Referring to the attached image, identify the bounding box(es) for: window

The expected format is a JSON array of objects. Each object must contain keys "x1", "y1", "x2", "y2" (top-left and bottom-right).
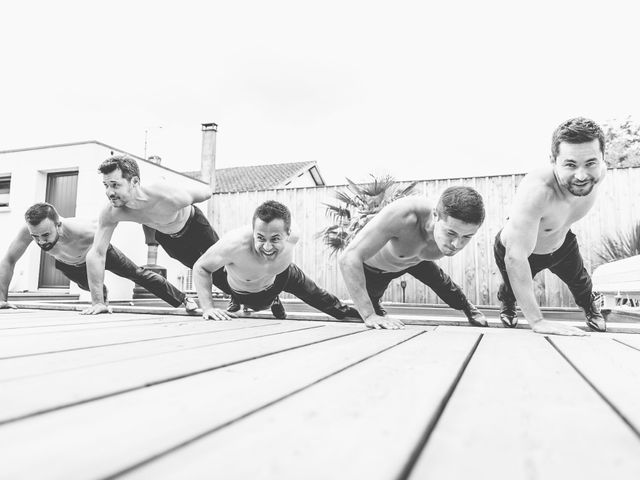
[{"x1": 0, "y1": 176, "x2": 10, "y2": 207}]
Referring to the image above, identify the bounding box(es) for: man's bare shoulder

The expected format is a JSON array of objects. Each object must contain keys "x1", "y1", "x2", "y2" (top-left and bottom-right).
[
  {"x1": 141, "y1": 177, "x2": 170, "y2": 193},
  {"x1": 349, "y1": 196, "x2": 426, "y2": 249},
  {"x1": 95, "y1": 203, "x2": 127, "y2": 224},
  {"x1": 141, "y1": 178, "x2": 191, "y2": 205},
  {"x1": 216, "y1": 226, "x2": 253, "y2": 253},
  {"x1": 14, "y1": 224, "x2": 33, "y2": 245},
  {"x1": 380, "y1": 195, "x2": 431, "y2": 224},
  {"x1": 61, "y1": 217, "x2": 97, "y2": 239},
  {"x1": 514, "y1": 166, "x2": 557, "y2": 207}
]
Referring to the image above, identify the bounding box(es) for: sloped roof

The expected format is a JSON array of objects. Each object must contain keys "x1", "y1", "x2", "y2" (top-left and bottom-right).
[
  {"x1": 0, "y1": 140, "x2": 209, "y2": 184},
  {"x1": 184, "y1": 161, "x2": 324, "y2": 193}
]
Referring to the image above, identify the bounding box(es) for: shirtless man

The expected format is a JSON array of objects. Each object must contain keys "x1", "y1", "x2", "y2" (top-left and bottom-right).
[
  {"x1": 495, "y1": 117, "x2": 607, "y2": 335},
  {"x1": 340, "y1": 186, "x2": 487, "y2": 330},
  {"x1": 84, "y1": 155, "x2": 218, "y2": 315},
  {"x1": 0, "y1": 203, "x2": 194, "y2": 311},
  {"x1": 193, "y1": 200, "x2": 360, "y2": 321}
]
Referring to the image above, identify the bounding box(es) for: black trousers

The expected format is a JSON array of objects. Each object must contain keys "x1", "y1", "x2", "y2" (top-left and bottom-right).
[
  {"x1": 211, "y1": 263, "x2": 358, "y2": 319},
  {"x1": 55, "y1": 244, "x2": 185, "y2": 307},
  {"x1": 363, "y1": 261, "x2": 470, "y2": 310},
  {"x1": 493, "y1": 230, "x2": 593, "y2": 309},
  {"x1": 154, "y1": 205, "x2": 220, "y2": 269}
]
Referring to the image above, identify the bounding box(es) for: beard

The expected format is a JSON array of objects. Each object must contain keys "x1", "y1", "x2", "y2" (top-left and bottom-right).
[
  {"x1": 39, "y1": 242, "x2": 55, "y2": 251},
  {"x1": 566, "y1": 179, "x2": 596, "y2": 197}
]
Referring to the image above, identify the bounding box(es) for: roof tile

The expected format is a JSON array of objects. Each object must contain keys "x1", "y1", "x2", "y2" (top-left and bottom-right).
[{"x1": 184, "y1": 161, "x2": 320, "y2": 193}]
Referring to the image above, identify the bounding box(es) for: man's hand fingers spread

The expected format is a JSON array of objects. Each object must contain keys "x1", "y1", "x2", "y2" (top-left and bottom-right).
[{"x1": 203, "y1": 308, "x2": 235, "y2": 321}]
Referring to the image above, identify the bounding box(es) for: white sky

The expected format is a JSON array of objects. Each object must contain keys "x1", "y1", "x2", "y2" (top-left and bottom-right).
[{"x1": 2, "y1": 0, "x2": 639, "y2": 185}]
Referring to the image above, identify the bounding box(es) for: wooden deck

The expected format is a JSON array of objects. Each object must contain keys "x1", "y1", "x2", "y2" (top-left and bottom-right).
[{"x1": 1, "y1": 308, "x2": 640, "y2": 480}]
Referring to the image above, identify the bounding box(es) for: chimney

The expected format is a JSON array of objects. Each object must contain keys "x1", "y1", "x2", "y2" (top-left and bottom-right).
[
  {"x1": 200, "y1": 122, "x2": 217, "y2": 192},
  {"x1": 201, "y1": 122, "x2": 218, "y2": 222}
]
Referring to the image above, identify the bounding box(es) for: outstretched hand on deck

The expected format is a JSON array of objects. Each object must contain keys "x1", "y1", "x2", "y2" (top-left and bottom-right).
[
  {"x1": 202, "y1": 307, "x2": 236, "y2": 321},
  {"x1": 532, "y1": 320, "x2": 588, "y2": 336},
  {"x1": 364, "y1": 313, "x2": 405, "y2": 330},
  {"x1": 80, "y1": 303, "x2": 112, "y2": 315}
]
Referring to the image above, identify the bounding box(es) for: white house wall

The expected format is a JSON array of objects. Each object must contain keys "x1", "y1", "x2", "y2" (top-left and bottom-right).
[{"x1": 0, "y1": 143, "x2": 210, "y2": 302}]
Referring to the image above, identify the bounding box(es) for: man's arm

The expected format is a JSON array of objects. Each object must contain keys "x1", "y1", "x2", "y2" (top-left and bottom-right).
[
  {"x1": 82, "y1": 208, "x2": 118, "y2": 315},
  {"x1": 339, "y1": 203, "x2": 408, "y2": 329},
  {"x1": 501, "y1": 199, "x2": 544, "y2": 325},
  {"x1": 193, "y1": 239, "x2": 235, "y2": 321},
  {"x1": 0, "y1": 227, "x2": 32, "y2": 308}
]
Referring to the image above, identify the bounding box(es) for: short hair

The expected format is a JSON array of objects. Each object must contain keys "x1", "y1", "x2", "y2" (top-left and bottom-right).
[
  {"x1": 24, "y1": 202, "x2": 60, "y2": 226},
  {"x1": 436, "y1": 186, "x2": 485, "y2": 225},
  {"x1": 551, "y1": 117, "x2": 605, "y2": 160},
  {"x1": 252, "y1": 200, "x2": 292, "y2": 231},
  {"x1": 98, "y1": 155, "x2": 140, "y2": 180}
]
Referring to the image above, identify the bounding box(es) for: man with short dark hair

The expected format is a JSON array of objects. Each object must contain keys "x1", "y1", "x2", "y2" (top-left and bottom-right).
[
  {"x1": 495, "y1": 117, "x2": 607, "y2": 335},
  {"x1": 0, "y1": 203, "x2": 195, "y2": 311},
  {"x1": 193, "y1": 200, "x2": 360, "y2": 321},
  {"x1": 340, "y1": 186, "x2": 487, "y2": 330},
  {"x1": 84, "y1": 155, "x2": 217, "y2": 314}
]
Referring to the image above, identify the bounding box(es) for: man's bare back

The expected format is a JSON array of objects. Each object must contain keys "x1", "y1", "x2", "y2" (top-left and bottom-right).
[
  {"x1": 365, "y1": 197, "x2": 444, "y2": 272},
  {"x1": 104, "y1": 179, "x2": 193, "y2": 234}
]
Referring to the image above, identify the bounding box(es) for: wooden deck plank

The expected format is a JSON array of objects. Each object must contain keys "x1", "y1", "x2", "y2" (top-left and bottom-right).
[
  {"x1": 0, "y1": 315, "x2": 201, "y2": 334},
  {"x1": 0, "y1": 322, "x2": 375, "y2": 423},
  {"x1": 0, "y1": 310, "x2": 83, "y2": 324},
  {"x1": 0, "y1": 312, "x2": 205, "y2": 330},
  {"x1": 0, "y1": 328, "x2": 425, "y2": 479},
  {"x1": 614, "y1": 335, "x2": 640, "y2": 350},
  {"x1": 0, "y1": 322, "x2": 321, "y2": 382},
  {"x1": 549, "y1": 336, "x2": 640, "y2": 434},
  {"x1": 0, "y1": 317, "x2": 280, "y2": 359},
  {"x1": 407, "y1": 333, "x2": 640, "y2": 480},
  {"x1": 120, "y1": 330, "x2": 481, "y2": 480}
]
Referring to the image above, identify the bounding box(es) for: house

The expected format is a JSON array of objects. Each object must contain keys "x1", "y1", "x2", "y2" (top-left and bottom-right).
[
  {"x1": 0, "y1": 140, "x2": 209, "y2": 302},
  {"x1": 183, "y1": 161, "x2": 325, "y2": 193}
]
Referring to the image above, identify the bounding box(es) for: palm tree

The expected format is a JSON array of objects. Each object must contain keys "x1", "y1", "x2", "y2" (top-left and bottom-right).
[
  {"x1": 594, "y1": 221, "x2": 640, "y2": 266},
  {"x1": 319, "y1": 175, "x2": 417, "y2": 255}
]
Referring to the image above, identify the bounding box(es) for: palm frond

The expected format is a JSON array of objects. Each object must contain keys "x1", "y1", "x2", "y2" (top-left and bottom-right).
[
  {"x1": 595, "y1": 222, "x2": 640, "y2": 266},
  {"x1": 345, "y1": 177, "x2": 368, "y2": 199},
  {"x1": 333, "y1": 190, "x2": 357, "y2": 207},
  {"x1": 395, "y1": 181, "x2": 418, "y2": 198},
  {"x1": 322, "y1": 203, "x2": 351, "y2": 223}
]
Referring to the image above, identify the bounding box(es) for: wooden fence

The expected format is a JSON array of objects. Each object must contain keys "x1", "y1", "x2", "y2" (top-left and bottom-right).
[{"x1": 210, "y1": 167, "x2": 640, "y2": 308}]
